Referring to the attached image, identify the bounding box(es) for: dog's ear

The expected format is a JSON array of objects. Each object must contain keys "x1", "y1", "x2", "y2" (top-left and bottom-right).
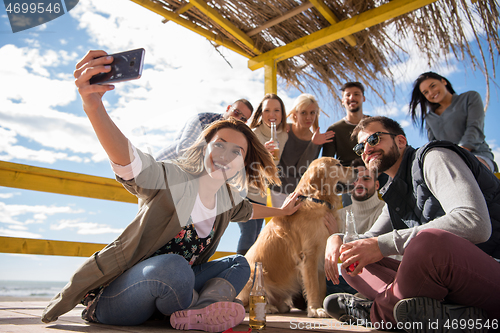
[{"x1": 297, "y1": 160, "x2": 327, "y2": 196}]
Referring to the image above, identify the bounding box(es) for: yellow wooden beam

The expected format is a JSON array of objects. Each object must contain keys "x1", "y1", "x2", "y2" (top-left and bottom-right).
[
  {"x1": 264, "y1": 60, "x2": 277, "y2": 94},
  {"x1": 0, "y1": 160, "x2": 137, "y2": 203},
  {"x1": 189, "y1": 0, "x2": 261, "y2": 55},
  {"x1": 129, "y1": 0, "x2": 252, "y2": 59},
  {"x1": 0, "y1": 236, "x2": 106, "y2": 257},
  {"x1": 176, "y1": 2, "x2": 194, "y2": 14},
  {"x1": 249, "y1": 0, "x2": 437, "y2": 70},
  {"x1": 0, "y1": 236, "x2": 236, "y2": 260},
  {"x1": 209, "y1": 251, "x2": 237, "y2": 261},
  {"x1": 309, "y1": 0, "x2": 357, "y2": 46}
]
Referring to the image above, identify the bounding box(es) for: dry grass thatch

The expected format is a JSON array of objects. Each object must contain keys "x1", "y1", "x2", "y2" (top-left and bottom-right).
[{"x1": 144, "y1": 0, "x2": 499, "y2": 108}]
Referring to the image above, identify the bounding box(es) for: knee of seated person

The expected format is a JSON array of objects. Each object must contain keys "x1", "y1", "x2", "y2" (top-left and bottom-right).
[
  {"x1": 405, "y1": 229, "x2": 456, "y2": 256},
  {"x1": 144, "y1": 254, "x2": 194, "y2": 283},
  {"x1": 233, "y1": 255, "x2": 250, "y2": 274}
]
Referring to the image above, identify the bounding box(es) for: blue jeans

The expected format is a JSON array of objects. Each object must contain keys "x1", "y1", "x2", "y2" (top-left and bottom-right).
[
  {"x1": 95, "y1": 253, "x2": 250, "y2": 325},
  {"x1": 237, "y1": 199, "x2": 265, "y2": 255},
  {"x1": 237, "y1": 218, "x2": 263, "y2": 255},
  {"x1": 326, "y1": 276, "x2": 357, "y2": 295}
]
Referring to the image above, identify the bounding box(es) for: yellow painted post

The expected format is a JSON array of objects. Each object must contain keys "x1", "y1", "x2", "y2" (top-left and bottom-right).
[
  {"x1": 264, "y1": 60, "x2": 277, "y2": 224},
  {"x1": 264, "y1": 60, "x2": 277, "y2": 94}
]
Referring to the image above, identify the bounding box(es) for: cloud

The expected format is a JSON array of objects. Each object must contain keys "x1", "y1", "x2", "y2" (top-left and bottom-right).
[
  {"x1": 400, "y1": 120, "x2": 411, "y2": 128},
  {"x1": 0, "y1": 202, "x2": 84, "y2": 227},
  {"x1": 0, "y1": 44, "x2": 104, "y2": 163},
  {"x1": 1, "y1": 0, "x2": 281, "y2": 164},
  {"x1": 0, "y1": 193, "x2": 20, "y2": 199},
  {"x1": 0, "y1": 227, "x2": 42, "y2": 238},
  {"x1": 50, "y1": 219, "x2": 123, "y2": 235},
  {"x1": 488, "y1": 139, "x2": 500, "y2": 167},
  {"x1": 372, "y1": 101, "x2": 402, "y2": 117},
  {"x1": 65, "y1": 0, "x2": 278, "y2": 156}
]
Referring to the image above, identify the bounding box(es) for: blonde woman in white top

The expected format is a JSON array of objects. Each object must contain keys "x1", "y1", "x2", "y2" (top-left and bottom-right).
[{"x1": 271, "y1": 93, "x2": 334, "y2": 207}]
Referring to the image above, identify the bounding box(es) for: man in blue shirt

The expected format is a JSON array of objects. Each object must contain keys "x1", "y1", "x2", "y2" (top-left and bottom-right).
[{"x1": 156, "y1": 99, "x2": 253, "y2": 161}]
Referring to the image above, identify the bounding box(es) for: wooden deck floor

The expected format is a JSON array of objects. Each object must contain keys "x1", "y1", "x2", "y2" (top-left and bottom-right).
[{"x1": 0, "y1": 299, "x2": 384, "y2": 333}]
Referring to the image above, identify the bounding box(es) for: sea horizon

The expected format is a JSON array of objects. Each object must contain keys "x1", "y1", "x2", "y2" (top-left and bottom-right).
[{"x1": 0, "y1": 280, "x2": 67, "y2": 299}]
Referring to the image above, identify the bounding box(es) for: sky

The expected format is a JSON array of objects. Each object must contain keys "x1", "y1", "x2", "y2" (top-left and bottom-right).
[{"x1": 0, "y1": 0, "x2": 499, "y2": 282}]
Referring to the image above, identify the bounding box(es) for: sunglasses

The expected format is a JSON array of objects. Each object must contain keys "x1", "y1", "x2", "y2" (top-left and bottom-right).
[
  {"x1": 231, "y1": 109, "x2": 248, "y2": 123},
  {"x1": 353, "y1": 132, "x2": 397, "y2": 156}
]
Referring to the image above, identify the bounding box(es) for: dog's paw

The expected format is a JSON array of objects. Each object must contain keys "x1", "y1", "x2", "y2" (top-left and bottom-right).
[
  {"x1": 307, "y1": 307, "x2": 329, "y2": 318},
  {"x1": 265, "y1": 304, "x2": 281, "y2": 314}
]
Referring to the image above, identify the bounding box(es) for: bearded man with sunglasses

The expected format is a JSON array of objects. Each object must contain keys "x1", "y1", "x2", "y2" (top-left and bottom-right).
[{"x1": 323, "y1": 116, "x2": 500, "y2": 332}]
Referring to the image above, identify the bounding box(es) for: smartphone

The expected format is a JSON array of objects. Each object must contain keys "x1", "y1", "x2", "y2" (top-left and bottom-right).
[{"x1": 89, "y1": 48, "x2": 145, "y2": 85}]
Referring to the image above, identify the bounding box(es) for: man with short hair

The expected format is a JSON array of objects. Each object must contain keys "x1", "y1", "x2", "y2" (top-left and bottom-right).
[
  {"x1": 323, "y1": 82, "x2": 372, "y2": 206},
  {"x1": 335, "y1": 162, "x2": 384, "y2": 235},
  {"x1": 323, "y1": 116, "x2": 500, "y2": 331},
  {"x1": 323, "y1": 161, "x2": 386, "y2": 297},
  {"x1": 156, "y1": 99, "x2": 253, "y2": 161},
  {"x1": 322, "y1": 82, "x2": 368, "y2": 167}
]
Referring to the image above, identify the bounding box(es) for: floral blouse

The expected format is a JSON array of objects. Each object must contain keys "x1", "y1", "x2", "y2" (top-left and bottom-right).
[{"x1": 148, "y1": 221, "x2": 215, "y2": 265}]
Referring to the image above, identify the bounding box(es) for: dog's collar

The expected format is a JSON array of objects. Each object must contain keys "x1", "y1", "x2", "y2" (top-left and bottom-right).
[{"x1": 297, "y1": 195, "x2": 333, "y2": 210}]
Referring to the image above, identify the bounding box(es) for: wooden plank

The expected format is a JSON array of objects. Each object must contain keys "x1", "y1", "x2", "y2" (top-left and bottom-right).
[
  {"x1": 0, "y1": 236, "x2": 105, "y2": 257},
  {"x1": 249, "y1": 0, "x2": 437, "y2": 70},
  {"x1": 247, "y1": 2, "x2": 314, "y2": 37},
  {"x1": 0, "y1": 236, "x2": 236, "y2": 260},
  {"x1": 0, "y1": 160, "x2": 137, "y2": 203}
]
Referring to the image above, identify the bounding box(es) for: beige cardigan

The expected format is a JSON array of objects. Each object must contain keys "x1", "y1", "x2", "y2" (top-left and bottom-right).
[
  {"x1": 247, "y1": 123, "x2": 288, "y2": 204},
  {"x1": 42, "y1": 149, "x2": 252, "y2": 323}
]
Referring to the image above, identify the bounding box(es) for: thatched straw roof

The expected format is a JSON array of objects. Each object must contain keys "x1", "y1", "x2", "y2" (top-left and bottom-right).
[{"x1": 133, "y1": 0, "x2": 499, "y2": 107}]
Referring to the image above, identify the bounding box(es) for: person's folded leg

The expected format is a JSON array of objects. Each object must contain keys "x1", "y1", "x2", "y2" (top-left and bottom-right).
[{"x1": 96, "y1": 254, "x2": 194, "y2": 325}]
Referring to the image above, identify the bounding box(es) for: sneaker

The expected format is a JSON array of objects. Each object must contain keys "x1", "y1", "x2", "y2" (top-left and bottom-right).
[
  {"x1": 170, "y1": 301, "x2": 245, "y2": 332},
  {"x1": 394, "y1": 297, "x2": 489, "y2": 333},
  {"x1": 323, "y1": 293, "x2": 372, "y2": 325}
]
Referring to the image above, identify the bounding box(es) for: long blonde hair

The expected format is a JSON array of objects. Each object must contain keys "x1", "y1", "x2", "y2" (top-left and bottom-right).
[
  {"x1": 287, "y1": 93, "x2": 320, "y2": 131},
  {"x1": 174, "y1": 119, "x2": 280, "y2": 195}
]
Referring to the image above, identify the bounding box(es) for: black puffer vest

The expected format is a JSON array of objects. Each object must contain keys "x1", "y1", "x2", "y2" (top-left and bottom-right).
[{"x1": 382, "y1": 141, "x2": 500, "y2": 258}]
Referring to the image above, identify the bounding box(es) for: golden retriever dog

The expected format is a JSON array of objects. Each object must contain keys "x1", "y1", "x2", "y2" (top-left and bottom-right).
[{"x1": 237, "y1": 157, "x2": 357, "y2": 318}]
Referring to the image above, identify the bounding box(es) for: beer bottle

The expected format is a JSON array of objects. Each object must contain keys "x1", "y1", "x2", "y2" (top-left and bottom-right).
[
  {"x1": 343, "y1": 210, "x2": 359, "y2": 272},
  {"x1": 269, "y1": 120, "x2": 279, "y2": 161},
  {"x1": 249, "y1": 262, "x2": 266, "y2": 329}
]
